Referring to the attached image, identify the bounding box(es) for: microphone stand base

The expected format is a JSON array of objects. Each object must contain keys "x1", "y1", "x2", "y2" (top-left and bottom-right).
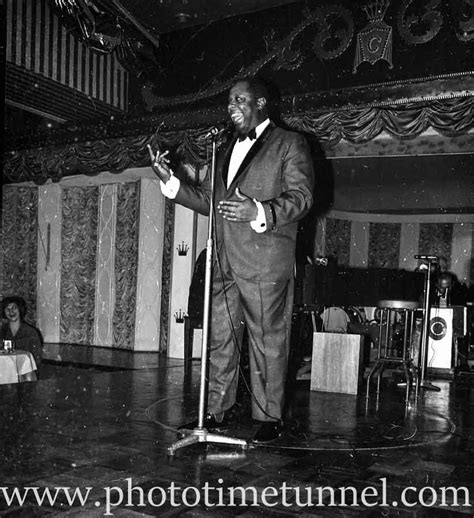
[
  {"x1": 168, "y1": 427, "x2": 248, "y2": 456},
  {"x1": 419, "y1": 380, "x2": 441, "y2": 392}
]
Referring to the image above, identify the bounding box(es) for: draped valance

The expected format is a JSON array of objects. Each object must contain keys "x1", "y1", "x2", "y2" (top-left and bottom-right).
[{"x1": 4, "y1": 95, "x2": 473, "y2": 185}]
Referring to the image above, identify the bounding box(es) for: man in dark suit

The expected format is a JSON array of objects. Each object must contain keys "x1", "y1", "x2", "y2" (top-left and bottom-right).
[{"x1": 150, "y1": 76, "x2": 314, "y2": 442}]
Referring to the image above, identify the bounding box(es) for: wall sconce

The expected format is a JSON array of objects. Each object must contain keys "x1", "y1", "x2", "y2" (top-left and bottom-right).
[
  {"x1": 176, "y1": 241, "x2": 189, "y2": 256},
  {"x1": 174, "y1": 309, "x2": 187, "y2": 323}
]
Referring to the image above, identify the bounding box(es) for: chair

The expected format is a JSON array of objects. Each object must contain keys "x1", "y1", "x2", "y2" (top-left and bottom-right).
[{"x1": 365, "y1": 299, "x2": 419, "y2": 403}]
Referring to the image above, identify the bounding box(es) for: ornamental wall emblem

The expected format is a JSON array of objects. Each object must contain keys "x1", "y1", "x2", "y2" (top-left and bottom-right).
[
  {"x1": 353, "y1": 0, "x2": 393, "y2": 73},
  {"x1": 397, "y1": 0, "x2": 443, "y2": 45},
  {"x1": 312, "y1": 4, "x2": 354, "y2": 60}
]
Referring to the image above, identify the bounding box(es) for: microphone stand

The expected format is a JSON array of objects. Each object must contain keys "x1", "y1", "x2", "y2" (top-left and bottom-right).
[
  {"x1": 168, "y1": 129, "x2": 248, "y2": 455},
  {"x1": 418, "y1": 257, "x2": 441, "y2": 392}
]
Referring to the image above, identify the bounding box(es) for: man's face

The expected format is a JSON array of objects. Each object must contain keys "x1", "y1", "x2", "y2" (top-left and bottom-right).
[
  {"x1": 4, "y1": 303, "x2": 20, "y2": 322},
  {"x1": 228, "y1": 81, "x2": 265, "y2": 135}
]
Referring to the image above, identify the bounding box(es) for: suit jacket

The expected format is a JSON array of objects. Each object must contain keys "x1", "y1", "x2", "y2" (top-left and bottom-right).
[{"x1": 175, "y1": 121, "x2": 314, "y2": 282}]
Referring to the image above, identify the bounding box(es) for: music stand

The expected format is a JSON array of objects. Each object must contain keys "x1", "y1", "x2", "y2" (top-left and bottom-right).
[
  {"x1": 418, "y1": 257, "x2": 441, "y2": 392},
  {"x1": 168, "y1": 129, "x2": 248, "y2": 455}
]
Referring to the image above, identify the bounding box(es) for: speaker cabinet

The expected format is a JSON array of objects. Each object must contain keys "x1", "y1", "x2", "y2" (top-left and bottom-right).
[{"x1": 427, "y1": 307, "x2": 454, "y2": 370}]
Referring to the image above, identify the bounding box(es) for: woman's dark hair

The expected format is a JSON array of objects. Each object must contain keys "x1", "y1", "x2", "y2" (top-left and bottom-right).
[{"x1": 2, "y1": 296, "x2": 27, "y2": 320}]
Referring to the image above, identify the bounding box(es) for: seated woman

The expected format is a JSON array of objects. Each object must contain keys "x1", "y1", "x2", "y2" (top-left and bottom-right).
[{"x1": 2, "y1": 296, "x2": 43, "y2": 376}]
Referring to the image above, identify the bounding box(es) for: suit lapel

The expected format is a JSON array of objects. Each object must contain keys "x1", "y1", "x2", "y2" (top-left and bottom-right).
[
  {"x1": 221, "y1": 138, "x2": 237, "y2": 189},
  {"x1": 226, "y1": 122, "x2": 275, "y2": 191}
]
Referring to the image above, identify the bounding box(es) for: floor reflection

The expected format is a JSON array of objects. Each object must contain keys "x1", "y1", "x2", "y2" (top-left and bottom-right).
[{"x1": 0, "y1": 359, "x2": 473, "y2": 516}]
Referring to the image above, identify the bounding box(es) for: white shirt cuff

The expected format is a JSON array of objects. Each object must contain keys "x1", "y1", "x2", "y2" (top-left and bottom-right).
[
  {"x1": 160, "y1": 174, "x2": 180, "y2": 199},
  {"x1": 250, "y1": 200, "x2": 267, "y2": 233}
]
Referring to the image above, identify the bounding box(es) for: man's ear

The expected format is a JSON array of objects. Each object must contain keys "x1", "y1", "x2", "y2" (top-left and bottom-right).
[{"x1": 257, "y1": 97, "x2": 267, "y2": 111}]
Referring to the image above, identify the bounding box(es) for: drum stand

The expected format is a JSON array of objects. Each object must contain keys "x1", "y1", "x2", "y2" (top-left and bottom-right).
[
  {"x1": 168, "y1": 129, "x2": 248, "y2": 456},
  {"x1": 418, "y1": 257, "x2": 441, "y2": 392}
]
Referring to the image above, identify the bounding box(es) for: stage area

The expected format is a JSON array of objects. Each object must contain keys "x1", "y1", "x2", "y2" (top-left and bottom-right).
[{"x1": 1, "y1": 351, "x2": 473, "y2": 516}]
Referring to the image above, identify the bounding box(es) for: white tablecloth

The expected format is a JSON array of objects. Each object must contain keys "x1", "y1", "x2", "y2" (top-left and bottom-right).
[{"x1": 0, "y1": 350, "x2": 38, "y2": 385}]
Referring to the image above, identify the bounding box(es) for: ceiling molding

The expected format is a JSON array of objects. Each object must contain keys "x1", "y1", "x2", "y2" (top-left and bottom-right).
[{"x1": 284, "y1": 72, "x2": 474, "y2": 114}]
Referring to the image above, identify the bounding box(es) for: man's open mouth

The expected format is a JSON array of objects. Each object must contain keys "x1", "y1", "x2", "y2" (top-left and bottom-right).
[{"x1": 230, "y1": 112, "x2": 243, "y2": 124}]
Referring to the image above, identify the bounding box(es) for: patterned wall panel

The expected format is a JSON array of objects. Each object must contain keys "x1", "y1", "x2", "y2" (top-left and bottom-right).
[
  {"x1": 37, "y1": 184, "x2": 62, "y2": 343},
  {"x1": 134, "y1": 178, "x2": 165, "y2": 351},
  {"x1": 159, "y1": 199, "x2": 175, "y2": 353},
  {"x1": 323, "y1": 212, "x2": 472, "y2": 285},
  {"x1": 94, "y1": 184, "x2": 117, "y2": 346},
  {"x1": 419, "y1": 223, "x2": 454, "y2": 270},
  {"x1": 112, "y1": 181, "x2": 140, "y2": 349},
  {"x1": 1, "y1": 186, "x2": 38, "y2": 323},
  {"x1": 60, "y1": 186, "x2": 98, "y2": 344},
  {"x1": 325, "y1": 217, "x2": 351, "y2": 266},
  {"x1": 368, "y1": 222, "x2": 401, "y2": 268}
]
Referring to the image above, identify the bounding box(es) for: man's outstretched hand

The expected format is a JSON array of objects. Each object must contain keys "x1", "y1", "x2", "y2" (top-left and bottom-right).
[{"x1": 147, "y1": 144, "x2": 172, "y2": 184}]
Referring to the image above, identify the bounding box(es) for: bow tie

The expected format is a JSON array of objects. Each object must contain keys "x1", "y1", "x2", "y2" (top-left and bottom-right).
[{"x1": 237, "y1": 128, "x2": 257, "y2": 142}]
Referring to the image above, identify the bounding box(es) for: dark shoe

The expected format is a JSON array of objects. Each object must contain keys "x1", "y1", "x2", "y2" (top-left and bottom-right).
[
  {"x1": 178, "y1": 412, "x2": 227, "y2": 432},
  {"x1": 252, "y1": 421, "x2": 283, "y2": 443}
]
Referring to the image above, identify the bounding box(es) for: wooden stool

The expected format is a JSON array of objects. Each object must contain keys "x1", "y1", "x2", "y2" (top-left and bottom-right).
[{"x1": 366, "y1": 300, "x2": 419, "y2": 403}]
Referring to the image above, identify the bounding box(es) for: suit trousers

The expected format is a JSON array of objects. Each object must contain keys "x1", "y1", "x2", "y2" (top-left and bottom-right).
[{"x1": 207, "y1": 256, "x2": 294, "y2": 422}]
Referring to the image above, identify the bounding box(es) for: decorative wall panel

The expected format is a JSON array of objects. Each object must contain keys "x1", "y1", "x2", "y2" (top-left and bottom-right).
[
  {"x1": 325, "y1": 218, "x2": 351, "y2": 267},
  {"x1": 168, "y1": 203, "x2": 195, "y2": 359},
  {"x1": 350, "y1": 222, "x2": 369, "y2": 268},
  {"x1": 134, "y1": 178, "x2": 165, "y2": 352},
  {"x1": 1, "y1": 186, "x2": 38, "y2": 323},
  {"x1": 451, "y1": 223, "x2": 473, "y2": 286},
  {"x1": 399, "y1": 222, "x2": 419, "y2": 272},
  {"x1": 419, "y1": 223, "x2": 454, "y2": 270},
  {"x1": 368, "y1": 223, "x2": 401, "y2": 269},
  {"x1": 112, "y1": 181, "x2": 140, "y2": 349},
  {"x1": 94, "y1": 184, "x2": 117, "y2": 347},
  {"x1": 321, "y1": 212, "x2": 472, "y2": 285},
  {"x1": 37, "y1": 184, "x2": 62, "y2": 343},
  {"x1": 60, "y1": 186, "x2": 98, "y2": 344},
  {"x1": 159, "y1": 199, "x2": 175, "y2": 353}
]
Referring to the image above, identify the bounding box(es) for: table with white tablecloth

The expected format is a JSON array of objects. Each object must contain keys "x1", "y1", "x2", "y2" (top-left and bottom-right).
[{"x1": 0, "y1": 350, "x2": 38, "y2": 384}]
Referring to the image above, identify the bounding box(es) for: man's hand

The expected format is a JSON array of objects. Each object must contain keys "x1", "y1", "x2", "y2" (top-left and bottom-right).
[
  {"x1": 147, "y1": 144, "x2": 172, "y2": 184},
  {"x1": 218, "y1": 188, "x2": 258, "y2": 222}
]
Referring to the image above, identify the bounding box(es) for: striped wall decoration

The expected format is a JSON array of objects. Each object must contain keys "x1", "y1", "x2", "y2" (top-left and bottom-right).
[
  {"x1": 6, "y1": 0, "x2": 128, "y2": 112},
  {"x1": 318, "y1": 212, "x2": 473, "y2": 285}
]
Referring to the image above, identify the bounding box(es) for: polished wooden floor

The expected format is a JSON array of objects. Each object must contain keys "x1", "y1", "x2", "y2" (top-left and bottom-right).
[{"x1": 1, "y1": 351, "x2": 473, "y2": 517}]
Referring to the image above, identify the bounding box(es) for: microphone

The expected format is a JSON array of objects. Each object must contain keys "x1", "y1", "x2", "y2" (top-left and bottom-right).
[
  {"x1": 203, "y1": 124, "x2": 227, "y2": 139},
  {"x1": 414, "y1": 255, "x2": 438, "y2": 260}
]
